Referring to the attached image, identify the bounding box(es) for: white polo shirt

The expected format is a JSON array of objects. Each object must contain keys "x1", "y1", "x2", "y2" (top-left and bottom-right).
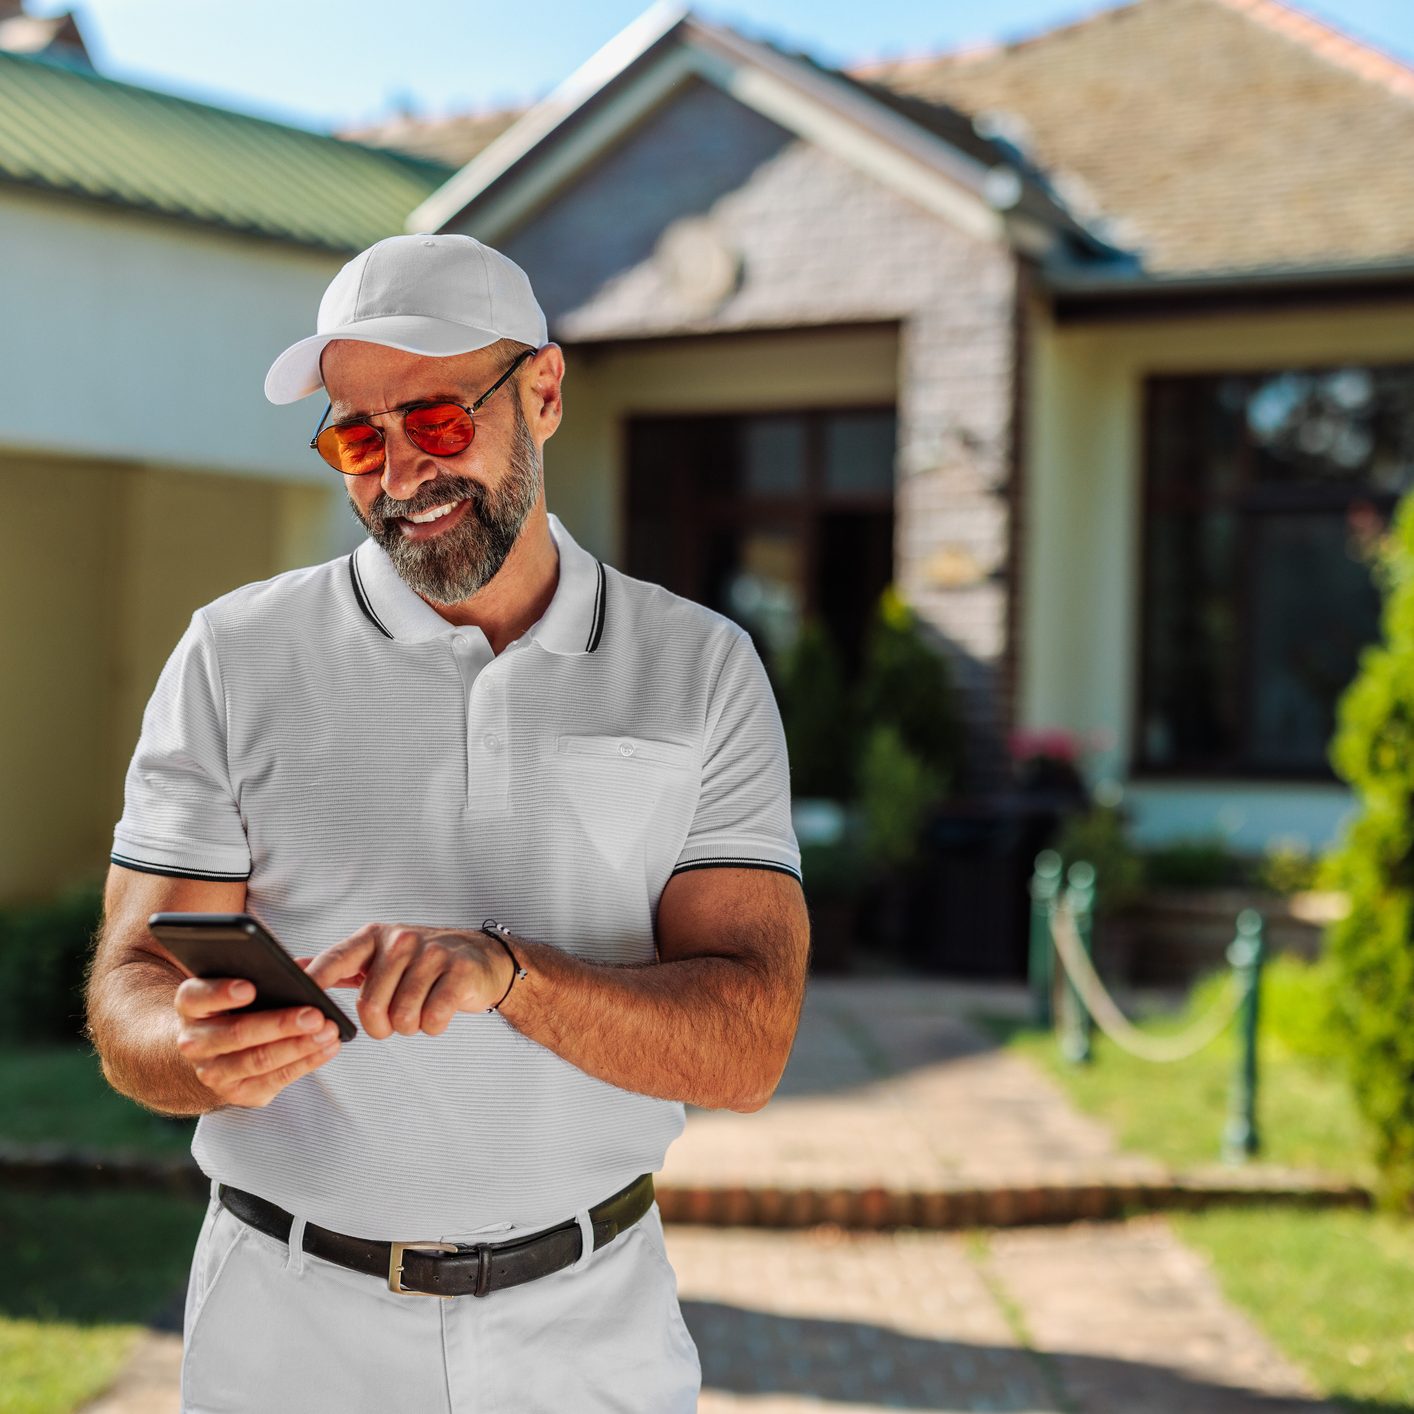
[{"x1": 111, "y1": 509, "x2": 801, "y2": 1241}]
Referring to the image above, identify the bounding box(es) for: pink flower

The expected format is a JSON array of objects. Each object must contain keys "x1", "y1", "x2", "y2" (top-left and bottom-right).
[{"x1": 1008, "y1": 728, "x2": 1080, "y2": 763}]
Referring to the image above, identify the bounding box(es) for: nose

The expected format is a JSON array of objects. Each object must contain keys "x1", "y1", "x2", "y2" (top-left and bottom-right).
[{"x1": 377, "y1": 419, "x2": 441, "y2": 504}]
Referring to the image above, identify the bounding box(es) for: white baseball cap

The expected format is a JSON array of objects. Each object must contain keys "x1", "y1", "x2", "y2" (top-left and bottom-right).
[{"x1": 263, "y1": 232, "x2": 548, "y2": 405}]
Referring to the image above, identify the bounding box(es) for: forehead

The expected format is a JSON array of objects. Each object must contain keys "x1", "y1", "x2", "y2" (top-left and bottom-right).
[{"x1": 320, "y1": 340, "x2": 500, "y2": 417}]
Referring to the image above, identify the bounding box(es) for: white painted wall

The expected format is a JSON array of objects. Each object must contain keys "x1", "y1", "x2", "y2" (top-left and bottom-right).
[{"x1": 0, "y1": 185, "x2": 347, "y2": 488}]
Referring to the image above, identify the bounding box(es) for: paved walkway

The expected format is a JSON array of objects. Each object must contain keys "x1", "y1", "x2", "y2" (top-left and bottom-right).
[
  {"x1": 80, "y1": 976, "x2": 1340, "y2": 1414},
  {"x1": 663, "y1": 977, "x2": 1168, "y2": 1194}
]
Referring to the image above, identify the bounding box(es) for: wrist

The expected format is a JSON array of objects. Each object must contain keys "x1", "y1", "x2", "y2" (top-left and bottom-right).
[{"x1": 480, "y1": 920, "x2": 527, "y2": 1013}]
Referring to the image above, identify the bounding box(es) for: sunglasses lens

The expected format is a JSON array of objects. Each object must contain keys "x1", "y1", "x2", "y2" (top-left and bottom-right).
[
  {"x1": 316, "y1": 422, "x2": 384, "y2": 475},
  {"x1": 404, "y1": 404, "x2": 475, "y2": 457}
]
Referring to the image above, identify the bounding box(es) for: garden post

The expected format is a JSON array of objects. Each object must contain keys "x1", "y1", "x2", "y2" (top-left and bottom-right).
[
  {"x1": 1029, "y1": 850, "x2": 1063, "y2": 1027},
  {"x1": 1059, "y1": 860, "x2": 1096, "y2": 1064},
  {"x1": 1222, "y1": 908, "x2": 1264, "y2": 1163}
]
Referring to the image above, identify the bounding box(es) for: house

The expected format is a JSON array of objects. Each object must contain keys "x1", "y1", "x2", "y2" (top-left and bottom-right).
[
  {"x1": 0, "y1": 29, "x2": 456, "y2": 901},
  {"x1": 5, "y1": 0, "x2": 1412, "y2": 909},
  {"x1": 348, "y1": 0, "x2": 1414, "y2": 856}
]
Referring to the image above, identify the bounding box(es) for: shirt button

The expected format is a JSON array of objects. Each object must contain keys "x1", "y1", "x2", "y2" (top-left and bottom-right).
[
  {"x1": 618, "y1": 741, "x2": 635, "y2": 757},
  {"x1": 483, "y1": 733, "x2": 502, "y2": 753}
]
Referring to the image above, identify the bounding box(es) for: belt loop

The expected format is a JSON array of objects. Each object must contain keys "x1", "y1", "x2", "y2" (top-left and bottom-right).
[
  {"x1": 566, "y1": 1209, "x2": 596, "y2": 1275},
  {"x1": 285, "y1": 1215, "x2": 308, "y2": 1276}
]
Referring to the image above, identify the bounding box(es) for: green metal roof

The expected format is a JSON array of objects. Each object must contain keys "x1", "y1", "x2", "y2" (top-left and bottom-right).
[{"x1": 0, "y1": 49, "x2": 458, "y2": 251}]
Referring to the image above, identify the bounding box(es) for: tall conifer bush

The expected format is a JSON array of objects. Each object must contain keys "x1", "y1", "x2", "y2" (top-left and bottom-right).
[{"x1": 1325, "y1": 491, "x2": 1414, "y2": 1209}]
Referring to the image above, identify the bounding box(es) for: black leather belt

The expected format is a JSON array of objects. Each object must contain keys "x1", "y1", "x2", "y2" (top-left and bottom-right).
[{"x1": 217, "y1": 1172, "x2": 655, "y2": 1298}]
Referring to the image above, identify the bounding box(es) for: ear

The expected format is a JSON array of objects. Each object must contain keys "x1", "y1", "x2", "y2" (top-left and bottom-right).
[{"x1": 522, "y1": 343, "x2": 565, "y2": 438}]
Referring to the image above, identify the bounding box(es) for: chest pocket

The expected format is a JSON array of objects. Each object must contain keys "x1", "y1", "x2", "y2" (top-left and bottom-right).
[{"x1": 554, "y1": 735, "x2": 698, "y2": 870}]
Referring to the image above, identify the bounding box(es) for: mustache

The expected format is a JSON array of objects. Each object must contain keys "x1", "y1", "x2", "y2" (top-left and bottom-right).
[{"x1": 375, "y1": 479, "x2": 482, "y2": 522}]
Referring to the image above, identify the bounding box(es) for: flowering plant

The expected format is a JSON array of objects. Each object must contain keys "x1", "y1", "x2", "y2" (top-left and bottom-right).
[
  {"x1": 1007, "y1": 728, "x2": 1081, "y2": 764},
  {"x1": 1007, "y1": 726, "x2": 1113, "y2": 800}
]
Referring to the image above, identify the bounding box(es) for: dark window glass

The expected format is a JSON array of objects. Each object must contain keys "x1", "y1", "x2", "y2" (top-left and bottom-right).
[
  {"x1": 824, "y1": 411, "x2": 896, "y2": 495},
  {"x1": 626, "y1": 406, "x2": 896, "y2": 682},
  {"x1": 1140, "y1": 364, "x2": 1413, "y2": 778},
  {"x1": 742, "y1": 416, "x2": 806, "y2": 497}
]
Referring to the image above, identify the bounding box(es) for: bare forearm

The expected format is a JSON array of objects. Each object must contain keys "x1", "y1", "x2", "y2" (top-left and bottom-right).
[
  {"x1": 86, "y1": 957, "x2": 223, "y2": 1118},
  {"x1": 493, "y1": 936, "x2": 797, "y2": 1112}
]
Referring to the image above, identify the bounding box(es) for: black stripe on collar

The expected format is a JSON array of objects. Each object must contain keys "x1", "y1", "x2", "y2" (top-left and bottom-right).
[
  {"x1": 586, "y1": 560, "x2": 606, "y2": 653},
  {"x1": 348, "y1": 553, "x2": 394, "y2": 640}
]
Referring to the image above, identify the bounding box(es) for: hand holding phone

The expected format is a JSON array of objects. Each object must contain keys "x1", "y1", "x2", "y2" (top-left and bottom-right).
[{"x1": 148, "y1": 912, "x2": 354, "y2": 1111}]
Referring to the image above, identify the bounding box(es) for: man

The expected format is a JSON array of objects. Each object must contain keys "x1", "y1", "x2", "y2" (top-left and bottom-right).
[{"x1": 86, "y1": 232, "x2": 810, "y2": 1412}]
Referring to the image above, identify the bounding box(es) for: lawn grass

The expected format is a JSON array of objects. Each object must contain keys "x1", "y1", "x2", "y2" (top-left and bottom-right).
[
  {"x1": 978, "y1": 990, "x2": 1412, "y2": 1412},
  {"x1": 0, "y1": 1187, "x2": 206, "y2": 1414},
  {"x1": 975, "y1": 1008, "x2": 1376, "y2": 1185},
  {"x1": 0, "y1": 1045, "x2": 194, "y2": 1155},
  {"x1": 1173, "y1": 1205, "x2": 1414, "y2": 1413}
]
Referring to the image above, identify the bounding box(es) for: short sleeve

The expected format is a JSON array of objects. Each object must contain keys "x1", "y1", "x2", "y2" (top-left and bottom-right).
[
  {"x1": 671, "y1": 630, "x2": 802, "y2": 884},
  {"x1": 110, "y1": 608, "x2": 252, "y2": 882}
]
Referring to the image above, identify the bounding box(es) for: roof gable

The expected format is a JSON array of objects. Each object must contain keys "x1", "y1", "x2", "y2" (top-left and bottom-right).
[{"x1": 407, "y1": 3, "x2": 1114, "y2": 264}]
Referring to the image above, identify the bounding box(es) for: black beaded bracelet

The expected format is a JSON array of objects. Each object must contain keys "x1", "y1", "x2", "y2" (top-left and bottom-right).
[{"x1": 480, "y1": 919, "x2": 528, "y2": 1013}]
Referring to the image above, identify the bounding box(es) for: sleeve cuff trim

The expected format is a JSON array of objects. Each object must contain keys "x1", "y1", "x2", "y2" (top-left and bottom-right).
[
  {"x1": 110, "y1": 852, "x2": 251, "y2": 883},
  {"x1": 671, "y1": 857, "x2": 803, "y2": 883}
]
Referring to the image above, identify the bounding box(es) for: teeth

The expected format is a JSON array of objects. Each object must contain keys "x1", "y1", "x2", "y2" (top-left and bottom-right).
[{"x1": 405, "y1": 499, "x2": 463, "y2": 525}]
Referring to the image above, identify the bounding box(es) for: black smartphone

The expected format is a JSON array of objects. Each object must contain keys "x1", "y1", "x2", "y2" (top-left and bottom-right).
[{"x1": 147, "y1": 911, "x2": 358, "y2": 1043}]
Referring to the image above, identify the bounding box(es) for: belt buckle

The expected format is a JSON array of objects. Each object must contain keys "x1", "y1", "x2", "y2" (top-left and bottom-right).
[{"x1": 388, "y1": 1240, "x2": 459, "y2": 1297}]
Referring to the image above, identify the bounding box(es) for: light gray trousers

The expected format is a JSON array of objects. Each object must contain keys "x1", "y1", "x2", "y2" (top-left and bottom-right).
[{"x1": 181, "y1": 1180, "x2": 701, "y2": 1413}]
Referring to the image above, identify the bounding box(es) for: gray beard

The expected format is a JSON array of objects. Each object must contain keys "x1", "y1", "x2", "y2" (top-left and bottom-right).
[{"x1": 351, "y1": 399, "x2": 543, "y2": 605}]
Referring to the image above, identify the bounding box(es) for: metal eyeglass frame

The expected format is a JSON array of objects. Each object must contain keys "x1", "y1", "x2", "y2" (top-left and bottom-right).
[{"x1": 308, "y1": 348, "x2": 535, "y2": 473}]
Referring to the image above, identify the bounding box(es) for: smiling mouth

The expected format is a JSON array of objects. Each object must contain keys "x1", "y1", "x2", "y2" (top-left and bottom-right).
[{"x1": 392, "y1": 496, "x2": 474, "y2": 541}]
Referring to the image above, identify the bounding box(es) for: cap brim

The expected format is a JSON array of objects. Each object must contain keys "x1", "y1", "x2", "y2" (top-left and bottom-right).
[{"x1": 263, "y1": 315, "x2": 505, "y2": 404}]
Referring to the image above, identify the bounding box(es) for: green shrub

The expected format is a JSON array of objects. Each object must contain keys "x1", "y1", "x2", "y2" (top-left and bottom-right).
[
  {"x1": 0, "y1": 876, "x2": 104, "y2": 1043},
  {"x1": 777, "y1": 616, "x2": 856, "y2": 800},
  {"x1": 1255, "y1": 839, "x2": 1322, "y2": 897},
  {"x1": 851, "y1": 586, "x2": 962, "y2": 795},
  {"x1": 1190, "y1": 953, "x2": 1344, "y2": 1064},
  {"x1": 1323, "y1": 489, "x2": 1414, "y2": 1209},
  {"x1": 1142, "y1": 834, "x2": 1250, "y2": 890},
  {"x1": 798, "y1": 835, "x2": 870, "y2": 904},
  {"x1": 1052, "y1": 802, "x2": 1147, "y2": 916},
  {"x1": 856, "y1": 722, "x2": 944, "y2": 875}
]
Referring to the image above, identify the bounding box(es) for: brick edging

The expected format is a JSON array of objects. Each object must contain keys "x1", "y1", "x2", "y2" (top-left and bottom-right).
[
  {"x1": 0, "y1": 1144, "x2": 1373, "y2": 1228},
  {"x1": 652, "y1": 1179, "x2": 1371, "y2": 1228}
]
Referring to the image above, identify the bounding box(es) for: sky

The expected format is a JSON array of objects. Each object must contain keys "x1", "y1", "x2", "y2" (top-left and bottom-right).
[{"x1": 25, "y1": 0, "x2": 1414, "y2": 134}]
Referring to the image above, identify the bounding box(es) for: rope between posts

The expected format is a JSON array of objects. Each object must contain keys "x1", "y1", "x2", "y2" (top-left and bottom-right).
[{"x1": 1049, "y1": 896, "x2": 1247, "y2": 1063}]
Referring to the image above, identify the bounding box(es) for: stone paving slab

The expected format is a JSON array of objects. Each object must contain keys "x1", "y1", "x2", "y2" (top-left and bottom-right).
[
  {"x1": 980, "y1": 1217, "x2": 1339, "y2": 1414},
  {"x1": 661, "y1": 979, "x2": 1169, "y2": 1193},
  {"x1": 667, "y1": 1224, "x2": 1057, "y2": 1412}
]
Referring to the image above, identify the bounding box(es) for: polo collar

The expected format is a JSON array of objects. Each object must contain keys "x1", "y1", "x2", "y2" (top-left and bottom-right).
[{"x1": 348, "y1": 510, "x2": 607, "y2": 654}]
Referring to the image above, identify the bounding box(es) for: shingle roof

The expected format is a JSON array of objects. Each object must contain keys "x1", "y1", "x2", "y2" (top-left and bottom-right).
[
  {"x1": 850, "y1": 0, "x2": 1414, "y2": 277},
  {"x1": 339, "y1": 106, "x2": 524, "y2": 170},
  {"x1": 0, "y1": 48, "x2": 457, "y2": 251}
]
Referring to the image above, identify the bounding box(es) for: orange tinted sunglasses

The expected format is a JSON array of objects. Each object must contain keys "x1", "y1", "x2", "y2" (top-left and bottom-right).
[{"x1": 309, "y1": 349, "x2": 534, "y2": 475}]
